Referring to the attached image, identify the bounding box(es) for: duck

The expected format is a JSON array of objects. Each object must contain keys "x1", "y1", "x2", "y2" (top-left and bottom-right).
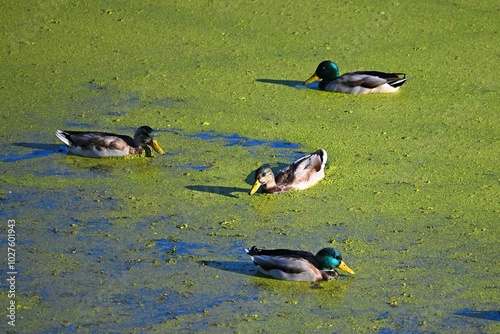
[
  {"x1": 305, "y1": 60, "x2": 408, "y2": 94},
  {"x1": 56, "y1": 126, "x2": 165, "y2": 158},
  {"x1": 249, "y1": 149, "x2": 327, "y2": 195},
  {"x1": 245, "y1": 246, "x2": 355, "y2": 282}
]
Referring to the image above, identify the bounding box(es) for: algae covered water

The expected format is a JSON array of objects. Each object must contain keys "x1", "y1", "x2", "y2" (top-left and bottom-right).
[{"x1": 0, "y1": 1, "x2": 498, "y2": 332}]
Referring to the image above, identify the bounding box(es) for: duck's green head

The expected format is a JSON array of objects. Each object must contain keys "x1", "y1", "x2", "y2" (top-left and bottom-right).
[
  {"x1": 315, "y1": 248, "x2": 355, "y2": 274},
  {"x1": 304, "y1": 60, "x2": 340, "y2": 84},
  {"x1": 249, "y1": 166, "x2": 274, "y2": 195},
  {"x1": 134, "y1": 126, "x2": 165, "y2": 155}
]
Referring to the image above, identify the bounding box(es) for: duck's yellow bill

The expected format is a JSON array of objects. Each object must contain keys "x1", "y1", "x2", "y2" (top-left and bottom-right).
[
  {"x1": 249, "y1": 180, "x2": 262, "y2": 195},
  {"x1": 151, "y1": 139, "x2": 165, "y2": 155},
  {"x1": 304, "y1": 73, "x2": 320, "y2": 85},
  {"x1": 338, "y1": 260, "x2": 355, "y2": 275}
]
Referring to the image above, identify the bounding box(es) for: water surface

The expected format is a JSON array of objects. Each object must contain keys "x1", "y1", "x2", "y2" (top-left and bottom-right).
[{"x1": 0, "y1": 1, "x2": 498, "y2": 333}]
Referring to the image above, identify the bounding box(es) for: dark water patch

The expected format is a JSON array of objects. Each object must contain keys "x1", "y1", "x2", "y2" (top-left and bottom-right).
[
  {"x1": 378, "y1": 314, "x2": 428, "y2": 334},
  {"x1": 30, "y1": 238, "x2": 257, "y2": 331},
  {"x1": 95, "y1": 287, "x2": 258, "y2": 330},
  {"x1": 79, "y1": 84, "x2": 134, "y2": 118},
  {"x1": 71, "y1": 217, "x2": 115, "y2": 236},
  {"x1": 86, "y1": 79, "x2": 107, "y2": 91},
  {"x1": 155, "y1": 239, "x2": 215, "y2": 257},
  {"x1": 178, "y1": 164, "x2": 212, "y2": 171},
  {"x1": 162, "y1": 129, "x2": 309, "y2": 169},
  {"x1": 157, "y1": 128, "x2": 306, "y2": 161},
  {"x1": 0, "y1": 189, "x2": 58, "y2": 213},
  {"x1": 84, "y1": 80, "x2": 184, "y2": 117},
  {"x1": 188, "y1": 130, "x2": 299, "y2": 150},
  {"x1": 155, "y1": 238, "x2": 245, "y2": 259},
  {"x1": 376, "y1": 312, "x2": 391, "y2": 321},
  {"x1": 33, "y1": 163, "x2": 115, "y2": 178},
  {"x1": 154, "y1": 127, "x2": 184, "y2": 134},
  {"x1": 107, "y1": 111, "x2": 123, "y2": 117},
  {"x1": 0, "y1": 191, "x2": 25, "y2": 218},
  {"x1": 187, "y1": 130, "x2": 306, "y2": 162},
  {"x1": 0, "y1": 187, "x2": 120, "y2": 221},
  {"x1": 376, "y1": 308, "x2": 497, "y2": 334},
  {"x1": 34, "y1": 167, "x2": 78, "y2": 177},
  {"x1": 64, "y1": 122, "x2": 94, "y2": 128},
  {"x1": 86, "y1": 163, "x2": 116, "y2": 175},
  {"x1": 152, "y1": 97, "x2": 186, "y2": 108},
  {"x1": 455, "y1": 309, "x2": 500, "y2": 321},
  {"x1": 157, "y1": 292, "x2": 258, "y2": 319},
  {"x1": 115, "y1": 93, "x2": 140, "y2": 109}
]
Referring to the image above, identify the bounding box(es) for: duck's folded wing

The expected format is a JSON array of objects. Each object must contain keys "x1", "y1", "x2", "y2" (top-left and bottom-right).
[
  {"x1": 68, "y1": 132, "x2": 129, "y2": 151},
  {"x1": 338, "y1": 72, "x2": 387, "y2": 88},
  {"x1": 253, "y1": 255, "x2": 324, "y2": 281},
  {"x1": 351, "y1": 71, "x2": 407, "y2": 87},
  {"x1": 278, "y1": 150, "x2": 326, "y2": 185},
  {"x1": 252, "y1": 255, "x2": 315, "y2": 274}
]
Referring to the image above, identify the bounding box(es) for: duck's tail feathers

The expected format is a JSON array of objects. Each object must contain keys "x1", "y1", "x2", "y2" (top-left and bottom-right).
[
  {"x1": 317, "y1": 149, "x2": 327, "y2": 166},
  {"x1": 245, "y1": 246, "x2": 258, "y2": 255},
  {"x1": 312, "y1": 149, "x2": 328, "y2": 171},
  {"x1": 389, "y1": 76, "x2": 409, "y2": 88},
  {"x1": 56, "y1": 130, "x2": 71, "y2": 146}
]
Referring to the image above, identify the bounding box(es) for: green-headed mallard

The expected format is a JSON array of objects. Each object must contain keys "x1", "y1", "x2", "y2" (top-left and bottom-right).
[
  {"x1": 249, "y1": 149, "x2": 327, "y2": 195},
  {"x1": 305, "y1": 60, "x2": 408, "y2": 94},
  {"x1": 56, "y1": 126, "x2": 165, "y2": 158},
  {"x1": 245, "y1": 246, "x2": 355, "y2": 282}
]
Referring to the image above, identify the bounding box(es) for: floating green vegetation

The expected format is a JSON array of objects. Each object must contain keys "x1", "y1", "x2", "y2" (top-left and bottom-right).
[{"x1": 0, "y1": 1, "x2": 498, "y2": 333}]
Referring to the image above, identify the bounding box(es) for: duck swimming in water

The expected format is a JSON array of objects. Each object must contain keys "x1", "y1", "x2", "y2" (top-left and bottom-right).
[
  {"x1": 249, "y1": 149, "x2": 327, "y2": 195},
  {"x1": 305, "y1": 60, "x2": 408, "y2": 94},
  {"x1": 56, "y1": 126, "x2": 165, "y2": 158},
  {"x1": 245, "y1": 246, "x2": 355, "y2": 282}
]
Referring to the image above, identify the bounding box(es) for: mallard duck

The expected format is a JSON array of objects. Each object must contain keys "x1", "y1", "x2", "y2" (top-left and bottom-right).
[
  {"x1": 249, "y1": 149, "x2": 327, "y2": 195},
  {"x1": 245, "y1": 246, "x2": 355, "y2": 282},
  {"x1": 305, "y1": 60, "x2": 408, "y2": 94},
  {"x1": 56, "y1": 126, "x2": 165, "y2": 158}
]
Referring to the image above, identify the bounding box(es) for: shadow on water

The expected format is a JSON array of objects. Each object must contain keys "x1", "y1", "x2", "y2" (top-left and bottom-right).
[
  {"x1": 201, "y1": 260, "x2": 256, "y2": 277},
  {"x1": 455, "y1": 309, "x2": 500, "y2": 321},
  {"x1": 13, "y1": 142, "x2": 61, "y2": 151},
  {"x1": 256, "y1": 78, "x2": 320, "y2": 90},
  {"x1": 185, "y1": 185, "x2": 249, "y2": 198},
  {"x1": 0, "y1": 142, "x2": 63, "y2": 162},
  {"x1": 376, "y1": 308, "x2": 500, "y2": 334},
  {"x1": 187, "y1": 163, "x2": 292, "y2": 197},
  {"x1": 255, "y1": 78, "x2": 304, "y2": 88}
]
